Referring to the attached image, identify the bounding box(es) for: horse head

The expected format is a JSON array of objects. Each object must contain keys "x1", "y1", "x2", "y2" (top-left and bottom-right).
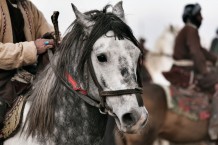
[{"x1": 68, "y1": 1, "x2": 148, "y2": 133}]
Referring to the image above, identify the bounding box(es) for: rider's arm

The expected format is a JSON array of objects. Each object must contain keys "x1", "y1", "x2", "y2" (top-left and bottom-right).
[
  {"x1": 0, "y1": 39, "x2": 54, "y2": 70},
  {"x1": 0, "y1": 42, "x2": 37, "y2": 70},
  {"x1": 186, "y1": 27, "x2": 207, "y2": 74},
  {"x1": 201, "y1": 47, "x2": 217, "y2": 65}
]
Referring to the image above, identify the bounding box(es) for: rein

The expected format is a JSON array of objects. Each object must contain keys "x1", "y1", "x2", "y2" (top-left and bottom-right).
[{"x1": 48, "y1": 11, "x2": 144, "y2": 114}]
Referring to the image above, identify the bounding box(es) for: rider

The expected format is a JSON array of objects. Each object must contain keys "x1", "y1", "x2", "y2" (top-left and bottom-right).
[
  {"x1": 173, "y1": 3, "x2": 217, "y2": 75},
  {"x1": 166, "y1": 3, "x2": 218, "y2": 140},
  {"x1": 0, "y1": 0, "x2": 54, "y2": 133}
]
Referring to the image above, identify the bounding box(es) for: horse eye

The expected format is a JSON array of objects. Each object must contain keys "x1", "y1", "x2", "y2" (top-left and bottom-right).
[{"x1": 97, "y1": 54, "x2": 107, "y2": 62}]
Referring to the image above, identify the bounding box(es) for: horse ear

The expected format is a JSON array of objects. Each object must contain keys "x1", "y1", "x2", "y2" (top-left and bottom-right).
[
  {"x1": 112, "y1": 1, "x2": 125, "y2": 21},
  {"x1": 71, "y1": 3, "x2": 94, "y2": 34}
]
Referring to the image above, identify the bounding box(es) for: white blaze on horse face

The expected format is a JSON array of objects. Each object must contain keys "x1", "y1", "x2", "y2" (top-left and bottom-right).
[{"x1": 91, "y1": 31, "x2": 148, "y2": 133}]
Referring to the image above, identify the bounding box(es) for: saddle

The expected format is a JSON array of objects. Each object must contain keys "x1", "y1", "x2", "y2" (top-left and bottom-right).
[
  {"x1": 169, "y1": 85, "x2": 211, "y2": 121},
  {"x1": 0, "y1": 95, "x2": 27, "y2": 140},
  {"x1": 162, "y1": 65, "x2": 193, "y2": 88},
  {"x1": 162, "y1": 65, "x2": 217, "y2": 121}
]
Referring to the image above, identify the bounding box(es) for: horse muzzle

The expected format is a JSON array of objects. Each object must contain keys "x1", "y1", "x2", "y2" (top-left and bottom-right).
[{"x1": 115, "y1": 106, "x2": 148, "y2": 133}]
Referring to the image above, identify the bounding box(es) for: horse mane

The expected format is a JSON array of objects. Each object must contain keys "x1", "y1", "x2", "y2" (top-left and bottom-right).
[{"x1": 25, "y1": 4, "x2": 139, "y2": 137}]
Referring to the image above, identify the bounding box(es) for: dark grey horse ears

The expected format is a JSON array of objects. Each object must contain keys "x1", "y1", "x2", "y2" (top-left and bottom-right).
[
  {"x1": 71, "y1": 3, "x2": 94, "y2": 34},
  {"x1": 112, "y1": 1, "x2": 125, "y2": 21}
]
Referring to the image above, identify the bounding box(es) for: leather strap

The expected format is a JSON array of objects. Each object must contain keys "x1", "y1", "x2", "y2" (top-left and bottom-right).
[
  {"x1": 48, "y1": 50, "x2": 100, "y2": 108},
  {"x1": 100, "y1": 88, "x2": 142, "y2": 97}
]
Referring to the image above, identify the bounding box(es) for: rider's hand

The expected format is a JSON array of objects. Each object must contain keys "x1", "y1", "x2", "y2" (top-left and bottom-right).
[{"x1": 34, "y1": 39, "x2": 54, "y2": 54}]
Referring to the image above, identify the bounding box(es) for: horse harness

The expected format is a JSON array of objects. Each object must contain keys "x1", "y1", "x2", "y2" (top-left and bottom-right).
[{"x1": 49, "y1": 12, "x2": 144, "y2": 115}]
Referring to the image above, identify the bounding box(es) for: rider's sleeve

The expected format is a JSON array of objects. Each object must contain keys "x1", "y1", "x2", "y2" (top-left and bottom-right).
[
  {"x1": 186, "y1": 27, "x2": 207, "y2": 74},
  {"x1": 27, "y1": 1, "x2": 54, "y2": 38},
  {"x1": 0, "y1": 41, "x2": 37, "y2": 70}
]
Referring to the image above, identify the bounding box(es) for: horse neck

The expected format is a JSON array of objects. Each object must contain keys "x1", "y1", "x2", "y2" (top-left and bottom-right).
[
  {"x1": 51, "y1": 64, "x2": 108, "y2": 145},
  {"x1": 51, "y1": 92, "x2": 107, "y2": 145},
  {"x1": 29, "y1": 63, "x2": 108, "y2": 144}
]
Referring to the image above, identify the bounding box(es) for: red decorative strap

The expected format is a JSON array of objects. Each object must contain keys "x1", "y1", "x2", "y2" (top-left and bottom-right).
[{"x1": 66, "y1": 72, "x2": 87, "y2": 95}]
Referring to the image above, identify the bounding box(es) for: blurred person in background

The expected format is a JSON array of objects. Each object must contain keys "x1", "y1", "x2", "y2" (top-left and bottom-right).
[{"x1": 163, "y1": 3, "x2": 218, "y2": 140}]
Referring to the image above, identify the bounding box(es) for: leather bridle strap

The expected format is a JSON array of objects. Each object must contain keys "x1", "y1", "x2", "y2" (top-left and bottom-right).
[
  {"x1": 48, "y1": 50, "x2": 100, "y2": 108},
  {"x1": 87, "y1": 55, "x2": 105, "y2": 106},
  {"x1": 100, "y1": 88, "x2": 142, "y2": 97},
  {"x1": 101, "y1": 88, "x2": 144, "y2": 107},
  {"x1": 100, "y1": 89, "x2": 144, "y2": 107}
]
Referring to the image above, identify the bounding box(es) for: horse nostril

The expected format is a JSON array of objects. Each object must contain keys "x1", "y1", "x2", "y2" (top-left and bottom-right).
[{"x1": 122, "y1": 113, "x2": 136, "y2": 126}]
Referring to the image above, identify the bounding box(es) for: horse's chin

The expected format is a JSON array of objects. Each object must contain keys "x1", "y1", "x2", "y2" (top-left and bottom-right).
[{"x1": 113, "y1": 107, "x2": 148, "y2": 134}]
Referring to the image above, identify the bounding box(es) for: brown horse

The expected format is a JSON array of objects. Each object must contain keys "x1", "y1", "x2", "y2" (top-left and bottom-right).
[{"x1": 115, "y1": 81, "x2": 218, "y2": 145}]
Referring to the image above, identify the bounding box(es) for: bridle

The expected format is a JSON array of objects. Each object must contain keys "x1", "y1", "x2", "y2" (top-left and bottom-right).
[
  {"x1": 87, "y1": 54, "x2": 144, "y2": 113},
  {"x1": 49, "y1": 11, "x2": 144, "y2": 115}
]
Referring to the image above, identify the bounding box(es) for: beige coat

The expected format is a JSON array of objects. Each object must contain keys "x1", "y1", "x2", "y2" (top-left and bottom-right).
[{"x1": 0, "y1": 0, "x2": 53, "y2": 70}]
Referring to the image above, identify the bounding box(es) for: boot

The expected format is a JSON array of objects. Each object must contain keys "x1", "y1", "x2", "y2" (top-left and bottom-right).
[{"x1": 209, "y1": 91, "x2": 218, "y2": 140}]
